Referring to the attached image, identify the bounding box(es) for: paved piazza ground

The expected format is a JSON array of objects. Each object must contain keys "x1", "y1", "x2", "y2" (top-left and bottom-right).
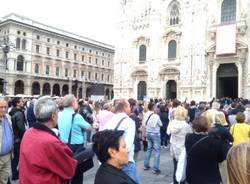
[{"x1": 84, "y1": 148, "x2": 174, "y2": 184}]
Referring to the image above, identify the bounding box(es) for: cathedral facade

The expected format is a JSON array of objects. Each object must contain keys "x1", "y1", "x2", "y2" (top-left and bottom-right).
[{"x1": 114, "y1": 0, "x2": 249, "y2": 101}]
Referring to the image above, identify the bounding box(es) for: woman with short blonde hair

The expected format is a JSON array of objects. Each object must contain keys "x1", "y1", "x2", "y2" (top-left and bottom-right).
[
  {"x1": 174, "y1": 106, "x2": 188, "y2": 121},
  {"x1": 167, "y1": 105, "x2": 192, "y2": 184}
]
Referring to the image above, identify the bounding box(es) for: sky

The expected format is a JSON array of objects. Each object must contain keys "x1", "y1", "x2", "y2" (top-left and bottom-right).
[{"x1": 0, "y1": 0, "x2": 121, "y2": 46}]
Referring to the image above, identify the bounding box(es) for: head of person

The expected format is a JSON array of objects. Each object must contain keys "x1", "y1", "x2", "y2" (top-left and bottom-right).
[
  {"x1": 236, "y1": 112, "x2": 245, "y2": 123},
  {"x1": 103, "y1": 101, "x2": 113, "y2": 111},
  {"x1": 172, "y1": 99, "x2": 181, "y2": 108},
  {"x1": 114, "y1": 99, "x2": 130, "y2": 115},
  {"x1": 63, "y1": 94, "x2": 78, "y2": 111},
  {"x1": 227, "y1": 142, "x2": 250, "y2": 184},
  {"x1": 34, "y1": 96, "x2": 58, "y2": 128},
  {"x1": 211, "y1": 101, "x2": 220, "y2": 110},
  {"x1": 215, "y1": 112, "x2": 228, "y2": 126},
  {"x1": 92, "y1": 130, "x2": 128, "y2": 169},
  {"x1": 148, "y1": 102, "x2": 156, "y2": 113},
  {"x1": 128, "y1": 98, "x2": 137, "y2": 114},
  {"x1": 174, "y1": 106, "x2": 188, "y2": 121},
  {"x1": 190, "y1": 100, "x2": 196, "y2": 106},
  {"x1": 192, "y1": 116, "x2": 211, "y2": 133},
  {"x1": 0, "y1": 97, "x2": 8, "y2": 118},
  {"x1": 12, "y1": 97, "x2": 24, "y2": 108}
]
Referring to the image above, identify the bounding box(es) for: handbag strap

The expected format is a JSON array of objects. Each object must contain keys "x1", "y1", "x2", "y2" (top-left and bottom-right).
[
  {"x1": 68, "y1": 113, "x2": 76, "y2": 144},
  {"x1": 187, "y1": 135, "x2": 209, "y2": 155},
  {"x1": 231, "y1": 124, "x2": 236, "y2": 137},
  {"x1": 145, "y1": 113, "x2": 154, "y2": 126},
  {"x1": 114, "y1": 117, "x2": 127, "y2": 130}
]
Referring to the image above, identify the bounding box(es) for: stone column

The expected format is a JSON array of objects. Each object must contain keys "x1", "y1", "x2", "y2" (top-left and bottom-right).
[
  {"x1": 82, "y1": 81, "x2": 86, "y2": 99},
  {"x1": 69, "y1": 79, "x2": 72, "y2": 95},
  {"x1": 212, "y1": 62, "x2": 219, "y2": 98},
  {"x1": 133, "y1": 79, "x2": 138, "y2": 100},
  {"x1": 235, "y1": 62, "x2": 243, "y2": 97}
]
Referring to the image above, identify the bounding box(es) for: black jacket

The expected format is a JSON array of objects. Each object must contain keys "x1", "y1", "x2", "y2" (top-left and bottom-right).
[
  {"x1": 94, "y1": 163, "x2": 136, "y2": 184},
  {"x1": 185, "y1": 134, "x2": 224, "y2": 184},
  {"x1": 9, "y1": 107, "x2": 26, "y2": 140}
]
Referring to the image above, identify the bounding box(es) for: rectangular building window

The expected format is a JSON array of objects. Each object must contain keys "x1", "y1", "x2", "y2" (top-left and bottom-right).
[
  {"x1": 73, "y1": 70, "x2": 77, "y2": 78},
  {"x1": 47, "y1": 38, "x2": 50, "y2": 42},
  {"x1": 108, "y1": 61, "x2": 110, "y2": 67},
  {"x1": 96, "y1": 51, "x2": 98, "y2": 55},
  {"x1": 65, "y1": 68, "x2": 68, "y2": 77},
  {"x1": 56, "y1": 49, "x2": 60, "y2": 57},
  {"x1": 88, "y1": 72, "x2": 91, "y2": 80},
  {"x1": 74, "y1": 53, "x2": 77, "y2": 61},
  {"x1": 95, "y1": 73, "x2": 98, "y2": 80},
  {"x1": 66, "y1": 43, "x2": 69, "y2": 47},
  {"x1": 81, "y1": 71, "x2": 84, "y2": 78},
  {"x1": 35, "y1": 64, "x2": 39, "y2": 74},
  {"x1": 74, "y1": 45, "x2": 77, "y2": 49},
  {"x1": 57, "y1": 41, "x2": 60, "y2": 45},
  {"x1": 82, "y1": 55, "x2": 84, "y2": 62},
  {"x1": 89, "y1": 49, "x2": 92, "y2": 53},
  {"x1": 89, "y1": 57, "x2": 91, "y2": 63},
  {"x1": 95, "y1": 58, "x2": 98, "y2": 65},
  {"x1": 56, "y1": 67, "x2": 60, "y2": 76},
  {"x1": 102, "y1": 60, "x2": 104, "y2": 66},
  {"x1": 36, "y1": 35, "x2": 40, "y2": 40},
  {"x1": 66, "y1": 51, "x2": 69, "y2": 59},
  {"x1": 46, "y1": 65, "x2": 50, "y2": 75},
  {"x1": 46, "y1": 47, "x2": 50, "y2": 55},
  {"x1": 101, "y1": 74, "x2": 104, "y2": 81},
  {"x1": 107, "y1": 75, "x2": 110, "y2": 82},
  {"x1": 36, "y1": 45, "x2": 40, "y2": 53}
]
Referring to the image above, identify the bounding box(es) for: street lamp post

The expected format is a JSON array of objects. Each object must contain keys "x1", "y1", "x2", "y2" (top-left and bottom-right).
[{"x1": 0, "y1": 37, "x2": 15, "y2": 95}]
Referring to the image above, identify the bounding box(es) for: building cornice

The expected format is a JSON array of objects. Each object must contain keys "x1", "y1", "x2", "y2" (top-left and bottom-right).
[{"x1": 0, "y1": 13, "x2": 115, "y2": 53}]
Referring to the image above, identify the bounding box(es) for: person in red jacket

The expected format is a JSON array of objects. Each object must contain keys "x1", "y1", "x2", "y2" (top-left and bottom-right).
[{"x1": 19, "y1": 96, "x2": 77, "y2": 184}]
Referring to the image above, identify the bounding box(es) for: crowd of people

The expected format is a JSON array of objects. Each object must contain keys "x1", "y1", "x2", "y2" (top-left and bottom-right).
[{"x1": 0, "y1": 95, "x2": 250, "y2": 184}]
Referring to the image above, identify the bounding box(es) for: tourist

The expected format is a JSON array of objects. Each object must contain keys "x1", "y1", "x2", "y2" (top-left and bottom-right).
[
  {"x1": 19, "y1": 96, "x2": 77, "y2": 183},
  {"x1": 93, "y1": 130, "x2": 136, "y2": 184}
]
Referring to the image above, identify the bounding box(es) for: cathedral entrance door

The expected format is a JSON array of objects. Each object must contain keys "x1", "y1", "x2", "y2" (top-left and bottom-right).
[
  {"x1": 137, "y1": 81, "x2": 147, "y2": 100},
  {"x1": 166, "y1": 80, "x2": 176, "y2": 99},
  {"x1": 216, "y1": 63, "x2": 238, "y2": 99}
]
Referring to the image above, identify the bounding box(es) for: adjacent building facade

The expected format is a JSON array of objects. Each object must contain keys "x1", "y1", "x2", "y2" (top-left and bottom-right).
[
  {"x1": 0, "y1": 13, "x2": 114, "y2": 99},
  {"x1": 114, "y1": 0, "x2": 249, "y2": 101}
]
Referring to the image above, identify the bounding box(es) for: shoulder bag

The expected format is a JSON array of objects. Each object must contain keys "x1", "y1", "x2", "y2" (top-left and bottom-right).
[
  {"x1": 176, "y1": 135, "x2": 208, "y2": 182},
  {"x1": 67, "y1": 113, "x2": 94, "y2": 173}
]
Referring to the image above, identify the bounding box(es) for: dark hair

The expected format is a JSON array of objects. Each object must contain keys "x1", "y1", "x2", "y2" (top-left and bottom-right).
[
  {"x1": 11, "y1": 97, "x2": 22, "y2": 107},
  {"x1": 236, "y1": 112, "x2": 245, "y2": 123},
  {"x1": 172, "y1": 99, "x2": 181, "y2": 108},
  {"x1": 148, "y1": 102, "x2": 155, "y2": 111},
  {"x1": 128, "y1": 98, "x2": 137, "y2": 113},
  {"x1": 190, "y1": 100, "x2": 196, "y2": 106},
  {"x1": 92, "y1": 130, "x2": 124, "y2": 163},
  {"x1": 192, "y1": 116, "x2": 209, "y2": 133}
]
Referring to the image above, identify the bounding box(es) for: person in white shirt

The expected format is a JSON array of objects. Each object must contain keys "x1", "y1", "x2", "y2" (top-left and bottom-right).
[
  {"x1": 143, "y1": 102, "x2": 162, "y2": 174},
  {"x1": 103, "y1": 99, "x2": 140, "y2": 184}
]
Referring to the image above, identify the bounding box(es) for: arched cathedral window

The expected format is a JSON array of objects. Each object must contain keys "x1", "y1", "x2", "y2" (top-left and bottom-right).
[
  {"x1": 221, "y1": 0, "x2": 236, "y2": 24},
  {"x1": 139, "y1": 45, "x2": 146, "y2": 63},
  {"x1": 168, "y1": 40, "x2": 177, "y2": 59},
  {"x1": 170, "y1": 2, "x2": 180, "y2": 25}
]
